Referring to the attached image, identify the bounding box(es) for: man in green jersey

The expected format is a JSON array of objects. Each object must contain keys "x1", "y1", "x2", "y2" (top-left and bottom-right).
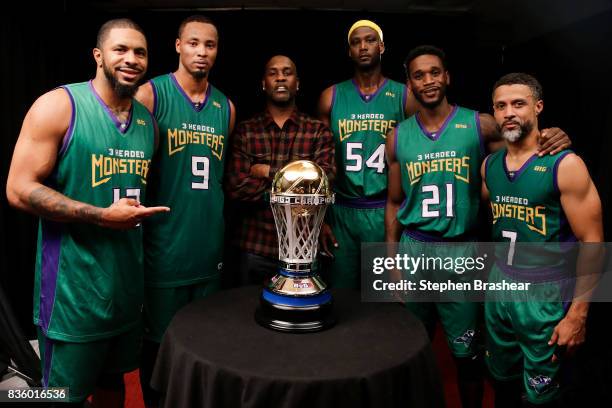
[
  {"x1": 386, "y1": 45, "x2": 572, "y2": 408},
  {"x1": 317, "y1": 19, "x2": 418, "y2": 289},
  {"x1": 481, "y1": 73, "x2": 603, "y2": 407},
  {"x1": 135, "y1": 15, "x2": 235, "y2": 407},
  {"x1": 6, "y1": 19, "x2": 169, "y2": 407}
]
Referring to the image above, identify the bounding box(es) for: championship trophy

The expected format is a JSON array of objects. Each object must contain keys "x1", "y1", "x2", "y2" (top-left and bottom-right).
[{"x1": 255, "y1": 160, "x2": 335, "y2": 332}]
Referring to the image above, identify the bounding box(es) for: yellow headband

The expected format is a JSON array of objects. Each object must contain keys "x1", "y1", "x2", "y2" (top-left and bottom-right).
[{"x1": 347, "y1": 20, "x2": 383, "y2": 44}]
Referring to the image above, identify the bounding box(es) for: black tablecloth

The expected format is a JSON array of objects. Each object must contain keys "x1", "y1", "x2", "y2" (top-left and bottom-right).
[{"x1": 151, "y1": 286, "x2": 444, "y2": 408}]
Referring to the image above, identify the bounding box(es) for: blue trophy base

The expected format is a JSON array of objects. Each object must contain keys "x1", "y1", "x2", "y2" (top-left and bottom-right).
[{"x1": 255, "y1": 288, "x2": 335, "y2": 333}]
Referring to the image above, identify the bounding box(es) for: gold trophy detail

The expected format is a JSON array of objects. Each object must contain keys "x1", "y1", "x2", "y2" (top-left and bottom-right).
[{"x1": 255, "y1": 160, "x2": 335, "y2": 332}]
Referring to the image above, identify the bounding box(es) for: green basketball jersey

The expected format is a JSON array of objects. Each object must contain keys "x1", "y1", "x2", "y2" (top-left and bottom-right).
[
  {"x1": 330, "y1": 79, "x2": 407, "y2": 200},
  {"x1": 485, "y1": 149, "x2": 575, "y2": 268},
  {"x1": 34, "y1": 81, "x2": 155, "y2": 341},
  {"x1": 144, "y1": 74, "x2": 230, "y2": 287},
  {"x1": 395, "y1": 106, "x2": 484, "y2": 239},
  {"x1": 486, "y1": 149, "x2": 574, "y2": 243},
  {"x1": 484, "y1": 149, "x2": 574, "y2": 403}
]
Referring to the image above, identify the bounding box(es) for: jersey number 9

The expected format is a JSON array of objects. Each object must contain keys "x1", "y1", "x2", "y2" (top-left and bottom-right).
[{"x1": 192, "y1": 156, "x2": 210, "y2": 190}]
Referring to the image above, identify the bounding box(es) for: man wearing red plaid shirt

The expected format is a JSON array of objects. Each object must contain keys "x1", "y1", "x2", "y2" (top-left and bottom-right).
[{"x1": 226, "y1": 55, "x2": 335, "y2": 285}]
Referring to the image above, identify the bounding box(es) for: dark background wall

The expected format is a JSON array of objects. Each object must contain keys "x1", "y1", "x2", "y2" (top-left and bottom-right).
[{"x1": 1, "y1": 3, "x2": 611, "y2": 356}]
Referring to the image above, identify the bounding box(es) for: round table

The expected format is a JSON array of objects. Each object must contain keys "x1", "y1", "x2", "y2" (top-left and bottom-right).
[{"x1": 151, "y1": 286, "x2": 444, "y2": 408}]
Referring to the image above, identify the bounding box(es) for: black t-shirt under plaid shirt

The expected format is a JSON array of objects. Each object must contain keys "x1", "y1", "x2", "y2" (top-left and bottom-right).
[{"x1": 225, "y1": 108, "x2": 335, "y2": 259}]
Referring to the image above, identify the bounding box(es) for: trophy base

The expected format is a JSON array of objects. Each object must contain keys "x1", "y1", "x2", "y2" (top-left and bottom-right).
[{"x1": 255, "y1": 290, "x2": 335, "y2": 333}]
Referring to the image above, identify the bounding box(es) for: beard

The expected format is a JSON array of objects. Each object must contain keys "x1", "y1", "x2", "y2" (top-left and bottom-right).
[
  {"x1": 103, "y1": 62, "x2": 140, "y2": 99},
  {"x1": 413, "y1": 84, "x2": 447, "y2": 109},
  {"x1": 499, "y1": 120, "x2": 533, "y2": 143},
  {"x1": 190, "y1": 68, "x2": 208, "y2": 80}
]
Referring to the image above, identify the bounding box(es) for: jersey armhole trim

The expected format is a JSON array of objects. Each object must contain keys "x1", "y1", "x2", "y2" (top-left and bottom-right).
[
  {"x1": 553, "y1": 150, "x2": 573, "y2": 193},
  {"x1": 150, "y1": 80, "x2": 159, "y2": 117},
  {"x1": 393, "y1": 122, "x2": 401, "y2": 160},
  {"x1": 483, "y1": 154, "x2": 492, "y2": 190},
  {"x1": 144, "y1": 103, "x2": 157, "y2": 147},
  {"x1": 226, "y1": 98, "x2": 232, "y2": 138},
  {"x1": 475, "y1": 111, "x2": 486, "y2": 158},
  {"x1": 58, "y1": 86, "x2": 76, "y2": 158},
  {"x1": 330, "y1": 85, "x2": 337, "y2": 119}
]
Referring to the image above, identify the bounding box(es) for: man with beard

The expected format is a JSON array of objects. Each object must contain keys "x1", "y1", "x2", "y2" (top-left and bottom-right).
[
  {"x1": 226, "y1": 55, "x2": 334, "y2": 284},
  {"x1": 385, "y1": 46, "x2": 571, "y2": 408},
  {"x1": 134, "y1": 15, "x2": 235, "y2": 408},
  {"x1": 6, "y1": 19, "x2": 169, "y2": 407},
  {"x1": 481, "y1": 73, "x2": 602, "y2": 408},
  {"x1": 317, "y1": 20, "x2": 417, "y2": 289}
]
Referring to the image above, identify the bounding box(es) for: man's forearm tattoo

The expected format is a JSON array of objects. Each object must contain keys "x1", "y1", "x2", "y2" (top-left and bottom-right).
[{"x1": 28, "y1": 186, "x2": 102, "y2": 224}]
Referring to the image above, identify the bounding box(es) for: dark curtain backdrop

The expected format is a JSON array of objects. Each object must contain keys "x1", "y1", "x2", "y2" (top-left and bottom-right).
[{"x1": 1, "y1": 7, "x2": 611, "y2": 347}]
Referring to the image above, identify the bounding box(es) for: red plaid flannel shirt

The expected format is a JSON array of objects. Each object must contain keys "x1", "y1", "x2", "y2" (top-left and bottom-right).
[{"x1": 225, "y1": 108, "x2": 335, "y2": 258}]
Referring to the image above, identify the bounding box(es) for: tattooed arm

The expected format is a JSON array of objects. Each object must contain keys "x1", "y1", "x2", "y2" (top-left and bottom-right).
[{"x1": 6, "y1": 88, "x2": 169, "y2": 229}]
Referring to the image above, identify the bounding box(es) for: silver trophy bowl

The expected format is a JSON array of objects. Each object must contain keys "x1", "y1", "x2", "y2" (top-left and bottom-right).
[{"x1": 255, "y1": 160, "x2": 335, "y2": 332}]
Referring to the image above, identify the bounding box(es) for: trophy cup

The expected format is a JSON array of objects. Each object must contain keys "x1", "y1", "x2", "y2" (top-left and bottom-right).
[{"x1": 255, "y1": 160, "x2": 335, "y2": 332}]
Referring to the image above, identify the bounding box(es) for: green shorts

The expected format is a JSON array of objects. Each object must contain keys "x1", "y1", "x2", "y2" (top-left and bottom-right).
[
  {"x1": 143, "y1": 277, "x2": 220, "y2": 342},
  {"x1": 37, "y1": 324, "x2": 140, "y2": 403},
  {"x1": 400, "y1": 232, "x2": 481, "y2": 358},
  {"x1": 325, "y1": 203, "x2": 385, "y2": 289},
  {"x1": 405, "y1": 301, "x2": 481, "y2": 358},
  {"x1": 485, "y1": 264, "x2": 565, "y2": 404}
]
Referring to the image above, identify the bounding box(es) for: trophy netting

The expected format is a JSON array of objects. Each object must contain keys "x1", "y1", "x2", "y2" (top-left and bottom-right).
[{"x1": 271, "y1": 197, "x2": 328, "y2": 266}]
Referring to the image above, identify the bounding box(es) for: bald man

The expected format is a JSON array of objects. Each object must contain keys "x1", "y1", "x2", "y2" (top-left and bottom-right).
[{"x1": 226, "y1": 55, "x2": 335, "y2": 284}]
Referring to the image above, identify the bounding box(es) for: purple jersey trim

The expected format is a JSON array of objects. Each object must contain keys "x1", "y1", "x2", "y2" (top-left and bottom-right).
[
  {"x1": 144, "y1": 102, "x2": 157, "y2": 147},
  {"x1": 398, "y1": 198, "x2": 408, "y2": 212},
  {"x1": 39, "y1": 220, "x2": 62, "y2": 332},
  {"x1": 351, "y1": 78, "x2": 388, "y2": 103},
  {"x1": 475, "y1": 111, "x2": 486, "y2": 157},
  {"x1": 150, "y1": 79, "x2": 159, "y2": 117},
  {"x1": 563, "y1": 301, "x2": 572, "y2": 314},
  {"x1": 335, "y1": 195, "x2": 386, "y2": 209},
  {"x1": 402, "y1": 228, "x2": 475, "y2": 242},
  {"x1": 496, "y1": 260, "x2": 577, "y2": 304},
  {"x1": 553, "y1": 151, "x2": 572, "y2": 193},
  {"x1": 58, "y1": 86, "x2": 76, "y2": 157},
  {"x1": 170, "y1": 72, "x2": 211, "y2": 112},
  {"x1": 226, "y1": 99, "x2": 232, "y2": 136},
  {"x1": 88, "y1": 80, "x2": 133, "y2": 134},
  {"x1": 202, "y1": 82, "x2": 212, "y2": 110},
  {"x1": 495, "y1": 260, "x2": 573, "y2": 284},
  {"x1": 558, "y1": 208, "x2": 578, "y2": 242},
  {"x1": 503, "y1": 151, "x2": 538, "y2": 182},
  {"x1": 393, "y1": 124, "x2": 400, "y2": 161},
  {"x1": 42, "y1": 335, "x2": 54, "y2": 388},
  {"x1": 415, "y1": 105, "x2": 458, "y2": 141},
  {"x1": 483, "y1": 155, "x2": 490, "y2": 189}
]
